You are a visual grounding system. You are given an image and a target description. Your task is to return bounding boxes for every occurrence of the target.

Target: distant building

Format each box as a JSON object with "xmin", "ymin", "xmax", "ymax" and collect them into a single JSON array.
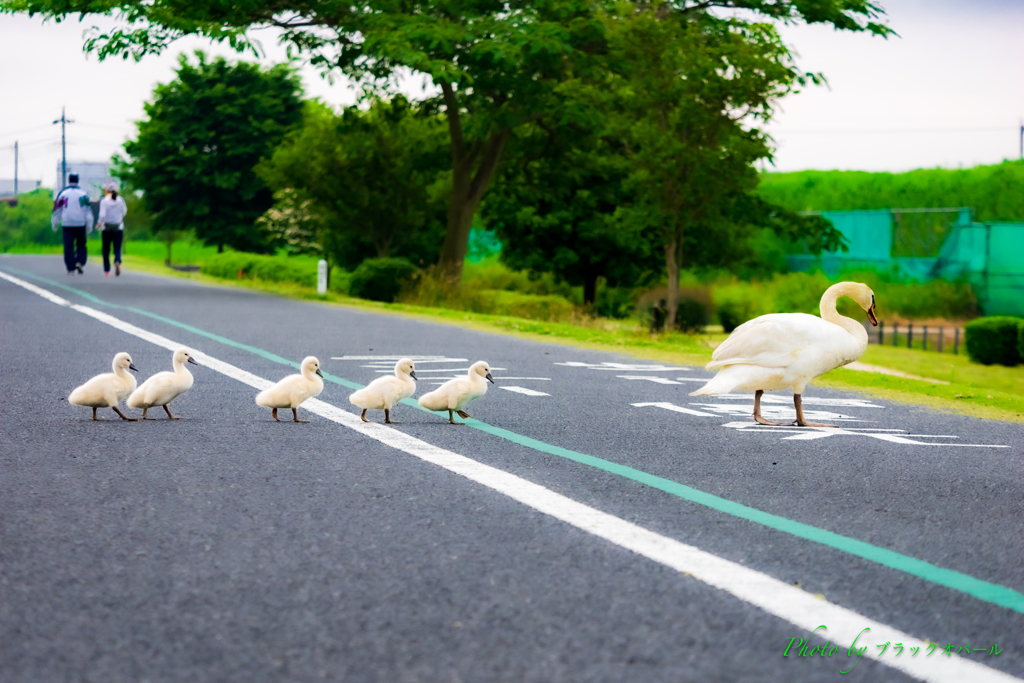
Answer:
[
  {"xmin": 0, "ymin": 178, "xmax": 43, "ymax": 196},
  {"xmin": 56, "ymin": 161, "xmax": 119, "ymax": 201}
]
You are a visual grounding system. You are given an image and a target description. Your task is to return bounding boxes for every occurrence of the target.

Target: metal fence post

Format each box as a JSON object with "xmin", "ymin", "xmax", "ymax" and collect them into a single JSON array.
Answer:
[
  {"xmin": 938, "ymin": 327, "xmax": 944, "ymax": 353},
  {"xmin": 893, "ymin": 324, "xmax": 899, "ymax": 347}
]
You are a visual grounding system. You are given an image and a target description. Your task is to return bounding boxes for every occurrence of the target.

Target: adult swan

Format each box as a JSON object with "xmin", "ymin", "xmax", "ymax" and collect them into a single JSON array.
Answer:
[{"xmin": 691, "ymin": 282, "xmax": 878, "ymax": 427}]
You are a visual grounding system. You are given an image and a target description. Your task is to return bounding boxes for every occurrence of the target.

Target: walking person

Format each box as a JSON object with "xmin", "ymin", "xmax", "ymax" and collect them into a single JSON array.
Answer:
[
  {"xmin": 51, "ymin": 173, "xmax": 94, "ymax": 275},
  {"xmin": 97, "ymin": 183, "xmax": 128, "ymax": 276}
]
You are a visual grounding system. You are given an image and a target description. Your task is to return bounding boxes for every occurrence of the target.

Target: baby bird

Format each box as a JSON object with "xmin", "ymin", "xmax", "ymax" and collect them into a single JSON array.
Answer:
[
  {"xmin": 69, "ymin": 352, "xmax": 139, "ymax": 421},
  {"xmin": 255, "ymin": 356, "xmax": 324, "ymax": 423},
  {"xmin": 349, "ymin": 358, "xmax": 417, "ymax": 424},
  {"xmin": 418, "ymin": 361, "xmax": 494, "ymax": 425},
  {"xmin": 127, "ymin": 348, "xmax": 198, "ymax": 420}
]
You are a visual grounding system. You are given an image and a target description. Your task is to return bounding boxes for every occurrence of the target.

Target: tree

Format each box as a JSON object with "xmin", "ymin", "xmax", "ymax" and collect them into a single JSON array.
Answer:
[
  {"xmin": 257, "ymin": 98, "xmax": 449, "ymax": 270},
  {"xmin": 120, "ymin": 52, "xmax": 302, "ymax": 253},
  {"xmin": 4, "ymin": 0, "xmax": 889, "ymax": 278},
  {"xmin": 605, "ymin": 5, "xmax": 868, "ymax": 326},
  {"xmin": 484, "ymin": 123, "xmax": 657, "ymax": 305}
]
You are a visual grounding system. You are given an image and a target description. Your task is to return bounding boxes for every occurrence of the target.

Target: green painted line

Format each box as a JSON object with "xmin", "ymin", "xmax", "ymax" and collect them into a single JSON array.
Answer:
[{"xmin": 7, "ymin": 265, "xmax": 1024, "ymax": 615}]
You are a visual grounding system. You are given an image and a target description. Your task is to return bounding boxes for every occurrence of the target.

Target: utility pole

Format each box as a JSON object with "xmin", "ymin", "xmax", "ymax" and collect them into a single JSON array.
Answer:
[
  {"xmin": 13, "ymin": 141, "xmax": 17, "ymax": 196},
  {"xmin": 52, "ymin": 107, "xmax": 74, "ymax": 190},
  {"xmin": 1020, "ymin": 118, "xmax": 1023, "ymax": 160}
]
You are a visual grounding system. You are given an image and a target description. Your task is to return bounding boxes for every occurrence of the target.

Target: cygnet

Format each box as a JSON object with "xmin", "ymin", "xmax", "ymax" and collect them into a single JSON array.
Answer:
[
  {"xmin": 255, "ymin": 356, "xmax": 324, "ymax": 423},
  {"xmin": 127, "ymin": 348, "xmax": 198, "ymax": 419},
  {"xmin": 349, "ymin": 358, "xmax": 417, "ymax": 424},
  {"xmin": 68, "ymin": 352, "xmax": 140, "ymax": 421},
  {"xmin": 418, "ymin": 360, "xmax": 494, "ymax": 424}
]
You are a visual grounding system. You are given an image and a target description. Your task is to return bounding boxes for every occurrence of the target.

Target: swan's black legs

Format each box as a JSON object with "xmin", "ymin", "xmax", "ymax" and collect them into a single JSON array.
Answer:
[
  {"xmin": 448, "ymin": 409, "xmax": 464, "ymax": 425},
  {"xmin": 292, "ymin": 408, "xmax": 309, "ymax": 423},
  {"xmin": 164, "ymin": 405, "xmax": 180, "ymax": 420},
  {"xmin": 384, "ymin": 408, "xmax": 398, "ymax": 424},
  {"xmin": 92, "ymin": 407, "xmax": 102, "ymax": 421},
  {"xmin": 794, "ymin": 394, "xmax": 836, "ymax": 428},
  {"xmin": 753, "ymin": 390, "xmax": 787, "ymax": 426},
  {"xmin": 360, "ymin": 409, "xmax": 368, "ymax": 423},
  {"xmin": 272, "ymin": 408, "xmax": 280, "ymax": 422}
]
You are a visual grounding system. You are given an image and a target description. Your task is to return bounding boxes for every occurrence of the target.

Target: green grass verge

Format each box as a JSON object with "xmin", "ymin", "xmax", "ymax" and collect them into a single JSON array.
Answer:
[{"xmin": 19, "ymin": 251, "xmax": 1022, "ymax": 422}]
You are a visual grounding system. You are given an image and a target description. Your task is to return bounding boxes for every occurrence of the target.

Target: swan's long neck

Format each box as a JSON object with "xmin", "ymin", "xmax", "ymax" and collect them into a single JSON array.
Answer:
[
  {"xmin": 302, "ymin": 367, "xmax": 317, "ymax": 381},
  {"xmin": 820, "ymin": 285, "xmax": 868, "ymax": 343},
  {"xmin": 173, "ymin": 358, "xmax": 192, "ymax": 378},
  {"xmin": 113, "ymin": 361, "xmax": 130, "ymax": 379}
]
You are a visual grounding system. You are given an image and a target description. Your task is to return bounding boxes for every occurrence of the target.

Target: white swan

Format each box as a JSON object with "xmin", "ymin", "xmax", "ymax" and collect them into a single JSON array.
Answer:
[
  {"xmin": 691, "ymin": 282, "xmax": 878, "ymax": 426},
  {"xmin": 255, "ymin": 356, "xmax": 324, "ymax": 423},
  {"xmin": 349, "ymin": 358, "xmax": 417, "ymax": 424},
  {"xmin": 127, "ymin": 348, "xmax": 198, "ymax": 420},
  {"xmin": 418, "ymin": 361, "xmax": 494, "ymax": 425},
  {"xmin": 68, "ymin": 352, "xmax": 139, "ymax": 421}
]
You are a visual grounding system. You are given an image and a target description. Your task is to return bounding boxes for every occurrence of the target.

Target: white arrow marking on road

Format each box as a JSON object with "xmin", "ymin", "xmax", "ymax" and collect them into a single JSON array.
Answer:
[
  {"xmin": 632, "ymin": 402, "xmax": 716, "ymax": 417},
  {"xmin": 557, "ymin": 361, "xmax": 694, "ymax": 371},
  {"xmin": 720, "ymin": 422, "xmax": 1008, "ymax": 447},
  {"xmin": 2, "ymin": 269, "xmax": 1018, "ymax": 683},
  {"xmin": 499, "ymin": 386, "xmax": 551, "ymax": 397},
  {"xmin": 691, "ymin": 402, "xmax": 863, "ymax": 422},
  {"xmin": 617, "ymin": 376, "xmax": 682, "ymax": 385}
]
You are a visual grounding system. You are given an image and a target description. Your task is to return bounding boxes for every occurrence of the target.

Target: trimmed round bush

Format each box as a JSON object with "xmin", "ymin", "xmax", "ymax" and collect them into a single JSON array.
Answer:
[
  {"xmin": 964, "ymin": 316, "xmax": 1022, "ymax": 366},
  {"xmin": 349, "ymin": 258, "xmax": 418, "ymax": 302}
]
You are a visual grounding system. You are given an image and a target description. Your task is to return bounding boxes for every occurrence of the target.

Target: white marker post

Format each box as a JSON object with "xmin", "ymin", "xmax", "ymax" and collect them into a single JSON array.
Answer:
[{"xmin": 317, "ymin": 259, "xmax": 328, "ymax": 294}]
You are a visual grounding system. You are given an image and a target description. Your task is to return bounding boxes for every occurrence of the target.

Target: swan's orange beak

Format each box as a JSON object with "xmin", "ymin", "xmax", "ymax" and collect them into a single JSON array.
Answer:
[{"xmin": 867, "ymin": 297, "xmax": 878, "ymax": 327}]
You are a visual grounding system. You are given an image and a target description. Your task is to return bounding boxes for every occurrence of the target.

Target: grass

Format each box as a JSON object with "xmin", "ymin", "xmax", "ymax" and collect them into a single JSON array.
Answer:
[
  {"xmin": 9, "ymin": 246, "xmax": 1021, "ymax": 422},
  {"xmin": 4, "ymin": 238, "xmax": 222, "ymax": 264}
]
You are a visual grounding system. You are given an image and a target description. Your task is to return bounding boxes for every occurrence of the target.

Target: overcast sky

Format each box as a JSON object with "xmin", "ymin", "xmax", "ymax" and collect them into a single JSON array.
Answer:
[{"xmin": 0, "ymin": 0, "xmax": 1021, "ymax": 188}]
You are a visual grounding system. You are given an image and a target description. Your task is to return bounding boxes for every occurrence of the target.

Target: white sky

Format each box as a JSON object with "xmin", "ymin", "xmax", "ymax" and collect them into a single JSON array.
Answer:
[{"xmin": 0, "ymin": 0, "xmax": 1021, "ymax": 188}]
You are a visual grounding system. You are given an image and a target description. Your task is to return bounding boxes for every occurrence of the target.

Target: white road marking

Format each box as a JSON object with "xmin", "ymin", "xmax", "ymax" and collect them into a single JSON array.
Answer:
[
  {"xmin": 332, "ymin": 356, "xmax": 467, "ymax": 362},
  {"xmin": 691, "ymin": 403, "xmax": 864, "ymax": 422},
  {"xmin": 375, "ymin": 367, "xmax": 508, "ymax": 374},
  {"xmin": 499, "ymin": 386, "xmax": 551, "ymax": 397},
  {"xmin": 710, "ymin": 393, "xmax": 884, "ymax": 409},
  {"xmin": 557, "ymin": 361, "xmax": 694, "ymax": 371},
  {"xmin": 674, "ymin": 377, "xmax": 717, "ymax": 381},
  {"xmin": 2, "ymin": 269, "xmax": 1017, "ymax": 683},
  {"xmin": 721, "ymin": 422, "xmax": 1009, "ymax": 447},
  {"xmin": 632, "ymin": 402, "xmax": 716, "ymax": 417},
  {"xmin": 617, "ymin": 376, "xmax": 682, "ymax": 385}
]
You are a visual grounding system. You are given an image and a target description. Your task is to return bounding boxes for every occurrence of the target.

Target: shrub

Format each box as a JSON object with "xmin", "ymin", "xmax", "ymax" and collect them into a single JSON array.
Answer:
[
  {"xmin": 201, "ymin": 252, "xmax": 318, "ymax": 287},
  {"xmin": 596, "ymin": 285, "xmax": 635, "ymax": 319},
  {"xmin": 676, "ymin": 297, "xmax": 711, "ymax": 333},
  {"xmin": 713, "ymin": 284, "xmax": 769, "ymax": 332},
  {"xmin": 349, "ymin": 257, "xmax": 418, "ymax": 302},
  {"xmin": 964, "ymin": 317, "xmax": 1022, "ymax": 366},
  {"xmin": 1018, "ymin": 320, "xmax": 1024, "ymax": 363}
]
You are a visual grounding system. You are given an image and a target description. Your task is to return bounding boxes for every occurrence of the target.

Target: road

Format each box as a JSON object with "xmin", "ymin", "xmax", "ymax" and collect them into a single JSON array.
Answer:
[{"xmin": 1, "ymin": 254, "xmax": 1022, "ymax": 683}]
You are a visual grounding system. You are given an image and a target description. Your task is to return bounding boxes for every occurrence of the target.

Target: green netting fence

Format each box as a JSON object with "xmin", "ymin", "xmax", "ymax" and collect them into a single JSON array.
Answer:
[{"xmin": 788, "ymin": 208, "xmax": 1024, "ymax": 316}]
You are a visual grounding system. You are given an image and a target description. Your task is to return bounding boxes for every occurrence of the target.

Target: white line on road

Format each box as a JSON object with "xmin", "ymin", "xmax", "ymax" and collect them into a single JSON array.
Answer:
[
  {"xmin": 617, "ymin": 376, "xmax": 682, "ymax": 385},
  {"xmin": 632, "ymin": 402, "xmax": 716, "ymax": 417},
  {"xmin": 499, "ymin": 386, "xmax": 551, "ymax": 397},
  {"xmin": 1, "ymin": 269, "xmax": 1016, "ymax": 683}
]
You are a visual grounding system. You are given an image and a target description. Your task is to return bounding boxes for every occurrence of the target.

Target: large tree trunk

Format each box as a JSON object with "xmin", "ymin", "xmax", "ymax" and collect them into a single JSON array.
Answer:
[
  {"xmin": 664, "ymin": 238, "xmax": 680, "ymax": 329},
  {"xmin": 436, "ymin": 82, "xmax": 509, "ymax": 283}
]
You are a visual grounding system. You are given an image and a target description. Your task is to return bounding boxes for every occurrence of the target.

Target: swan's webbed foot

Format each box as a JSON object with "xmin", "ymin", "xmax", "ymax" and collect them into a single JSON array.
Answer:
[
  {"xmin": 292, "ymin": 408, "xmax": 309, "ymax": 423},
  {"xmin": 113, "ymin": 406, "xmax": 138, "ymax": 422},
  {"xmin": 448, "ymin": 410, "xmax": 464, "ymax": 425},
  {"xmin": 793, "ymin": 394, "xmax": 836, "ymax": 428},
  {"xmin": 752, "ymin": 390, "xmax": 787, "ymax": 426},
  {"xmin": 164, "ymin": 405, "xmax": 181, "ymax": 420},
  {"xmin": 456, "ymin": 410, "xmax": 471, "ymax": 419},
  {"xmin": 360, "ymin": 409, "xmax": 369, "ymax": 423}
]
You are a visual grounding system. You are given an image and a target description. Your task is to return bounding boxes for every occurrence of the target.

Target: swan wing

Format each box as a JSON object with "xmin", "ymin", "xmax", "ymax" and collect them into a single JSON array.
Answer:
[{"xmin": 708, "ymin": 314, "xmax": 836, "ymax": 370}]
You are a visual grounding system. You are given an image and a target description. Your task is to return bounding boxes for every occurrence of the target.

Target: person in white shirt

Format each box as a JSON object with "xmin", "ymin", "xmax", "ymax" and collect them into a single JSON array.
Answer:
[
  {"xmin": 97, "ymin": 184, "xmax": 129, "ymax": 276},
  {"xmin": 51, "ymin": 174, "xmax": 94, "ymax": 274}
]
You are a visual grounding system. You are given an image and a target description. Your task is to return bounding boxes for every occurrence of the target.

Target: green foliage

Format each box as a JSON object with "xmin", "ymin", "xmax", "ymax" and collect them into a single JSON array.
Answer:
[
  {"xmin": 399, "ymin": 273, "xmax": 577, "ymax": 322},
  {"xmin": 121, "ymin": 52, "xmax": 302, "ymax": 253},
  {"xmin": 0, "ymin": 189, "xmax": 58, "ymax": 250},
  {"xmin": 1019, "ymin": 320, "xmax": 1024, "ymax": 363},
  {"xmin": 201, "ymin": 251, "xmax": 320, "ymax": 287},
  {"xmin": 255, "ymin": 188, "xmax": 325, "ymax": 257},
  {"xmin": 964, "ymin": 317, "xmax": 1022, "ymax": 366},
  {"xmin": 349, "ymin": 258, "xmax": 419, "ymax": 303},
  {"xmin": 757, "ymin": 160, "xmax": 1024, "ymax": 220},
  {"xmin": 258, "ymin": 98, "xmax": 447, "ymax": 270}
]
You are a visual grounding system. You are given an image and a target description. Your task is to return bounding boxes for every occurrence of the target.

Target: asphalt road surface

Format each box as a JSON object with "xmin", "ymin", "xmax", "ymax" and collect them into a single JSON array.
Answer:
[{"xmin": 2, "ymin": 254, "xmax": 1022, "ymax": 683}]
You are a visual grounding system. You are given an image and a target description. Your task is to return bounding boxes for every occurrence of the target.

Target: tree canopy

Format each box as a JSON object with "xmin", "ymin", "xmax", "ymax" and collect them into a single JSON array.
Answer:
[
  {"xmin": 121, "ymin": 52, "xmax": 303, "ymax": 252},
  {"xmin": 2, "ymin": 0, "xmax": 890, "ymax": 281}
]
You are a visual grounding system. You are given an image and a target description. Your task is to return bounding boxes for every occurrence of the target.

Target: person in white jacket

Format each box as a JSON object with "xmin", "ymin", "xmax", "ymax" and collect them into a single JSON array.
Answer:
[
  {"xmin": 97, "ymin": 184, "xmax": 128, "ymax": 276},
  {"xmin": 51, "ymin": 174, "xmax": 94, "ymax": 274}
]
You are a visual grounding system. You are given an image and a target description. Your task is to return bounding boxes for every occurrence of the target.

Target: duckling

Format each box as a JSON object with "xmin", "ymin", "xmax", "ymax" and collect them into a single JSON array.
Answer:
[
  {"xmin": 127, "ymin": 348, "xmax": 198, "ymax": 419},
  {"xmin": 68, "ymin": 352, "xmax": 140, "ymax": 421},
  {"xmin": 349, "ymin": 358, "xmax": 417, "ymax": 424},
  {"xmin": 255, "ymin": 356, "xmax": 324, "ymax": 423},
  {"xmin": 418, "ymin": 361, "xmax": 494, "ymax": 425}
]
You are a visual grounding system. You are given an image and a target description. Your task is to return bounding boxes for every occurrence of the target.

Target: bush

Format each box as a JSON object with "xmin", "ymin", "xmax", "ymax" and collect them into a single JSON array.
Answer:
[
  {"xmin": 596, "ymin": 285, "xmax": 635, "ymax": 319},
  {"xmin": 714, "ymin": 284, "xmax": 769, "ymax": 332},
  {"xmin": 964, "ymin": 317, "xmax": 1022, "ymax": 366},
  {"xmin": 676, "ymin": 297, "xmax": 711, "ymax": 333},
  {"xmin": 201, "ymin": 252, "xmax": 319, "ymax": 287},
  {"xmin": 1019, "ymin": 320, "xmax": 1024, "ymax": 362},
  {"xmin": 349, "ymin": 257, "xmax": 418, "ymax": 302}
]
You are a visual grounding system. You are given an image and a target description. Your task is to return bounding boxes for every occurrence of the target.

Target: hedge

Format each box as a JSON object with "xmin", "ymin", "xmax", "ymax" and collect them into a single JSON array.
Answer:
[
  {"xmin": 964, "ymin": 317, "xmax": 1022, "ymax": 366},
  {"xmin": 349, "ymin": 258, "xmax": 419, "ymax": 302}
]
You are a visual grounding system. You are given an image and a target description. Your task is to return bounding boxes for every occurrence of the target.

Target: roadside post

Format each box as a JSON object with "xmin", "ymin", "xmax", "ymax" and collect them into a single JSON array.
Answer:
[{"xmin": 317, "ymin": 259, "xmax": 328, "ymax": 294}]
